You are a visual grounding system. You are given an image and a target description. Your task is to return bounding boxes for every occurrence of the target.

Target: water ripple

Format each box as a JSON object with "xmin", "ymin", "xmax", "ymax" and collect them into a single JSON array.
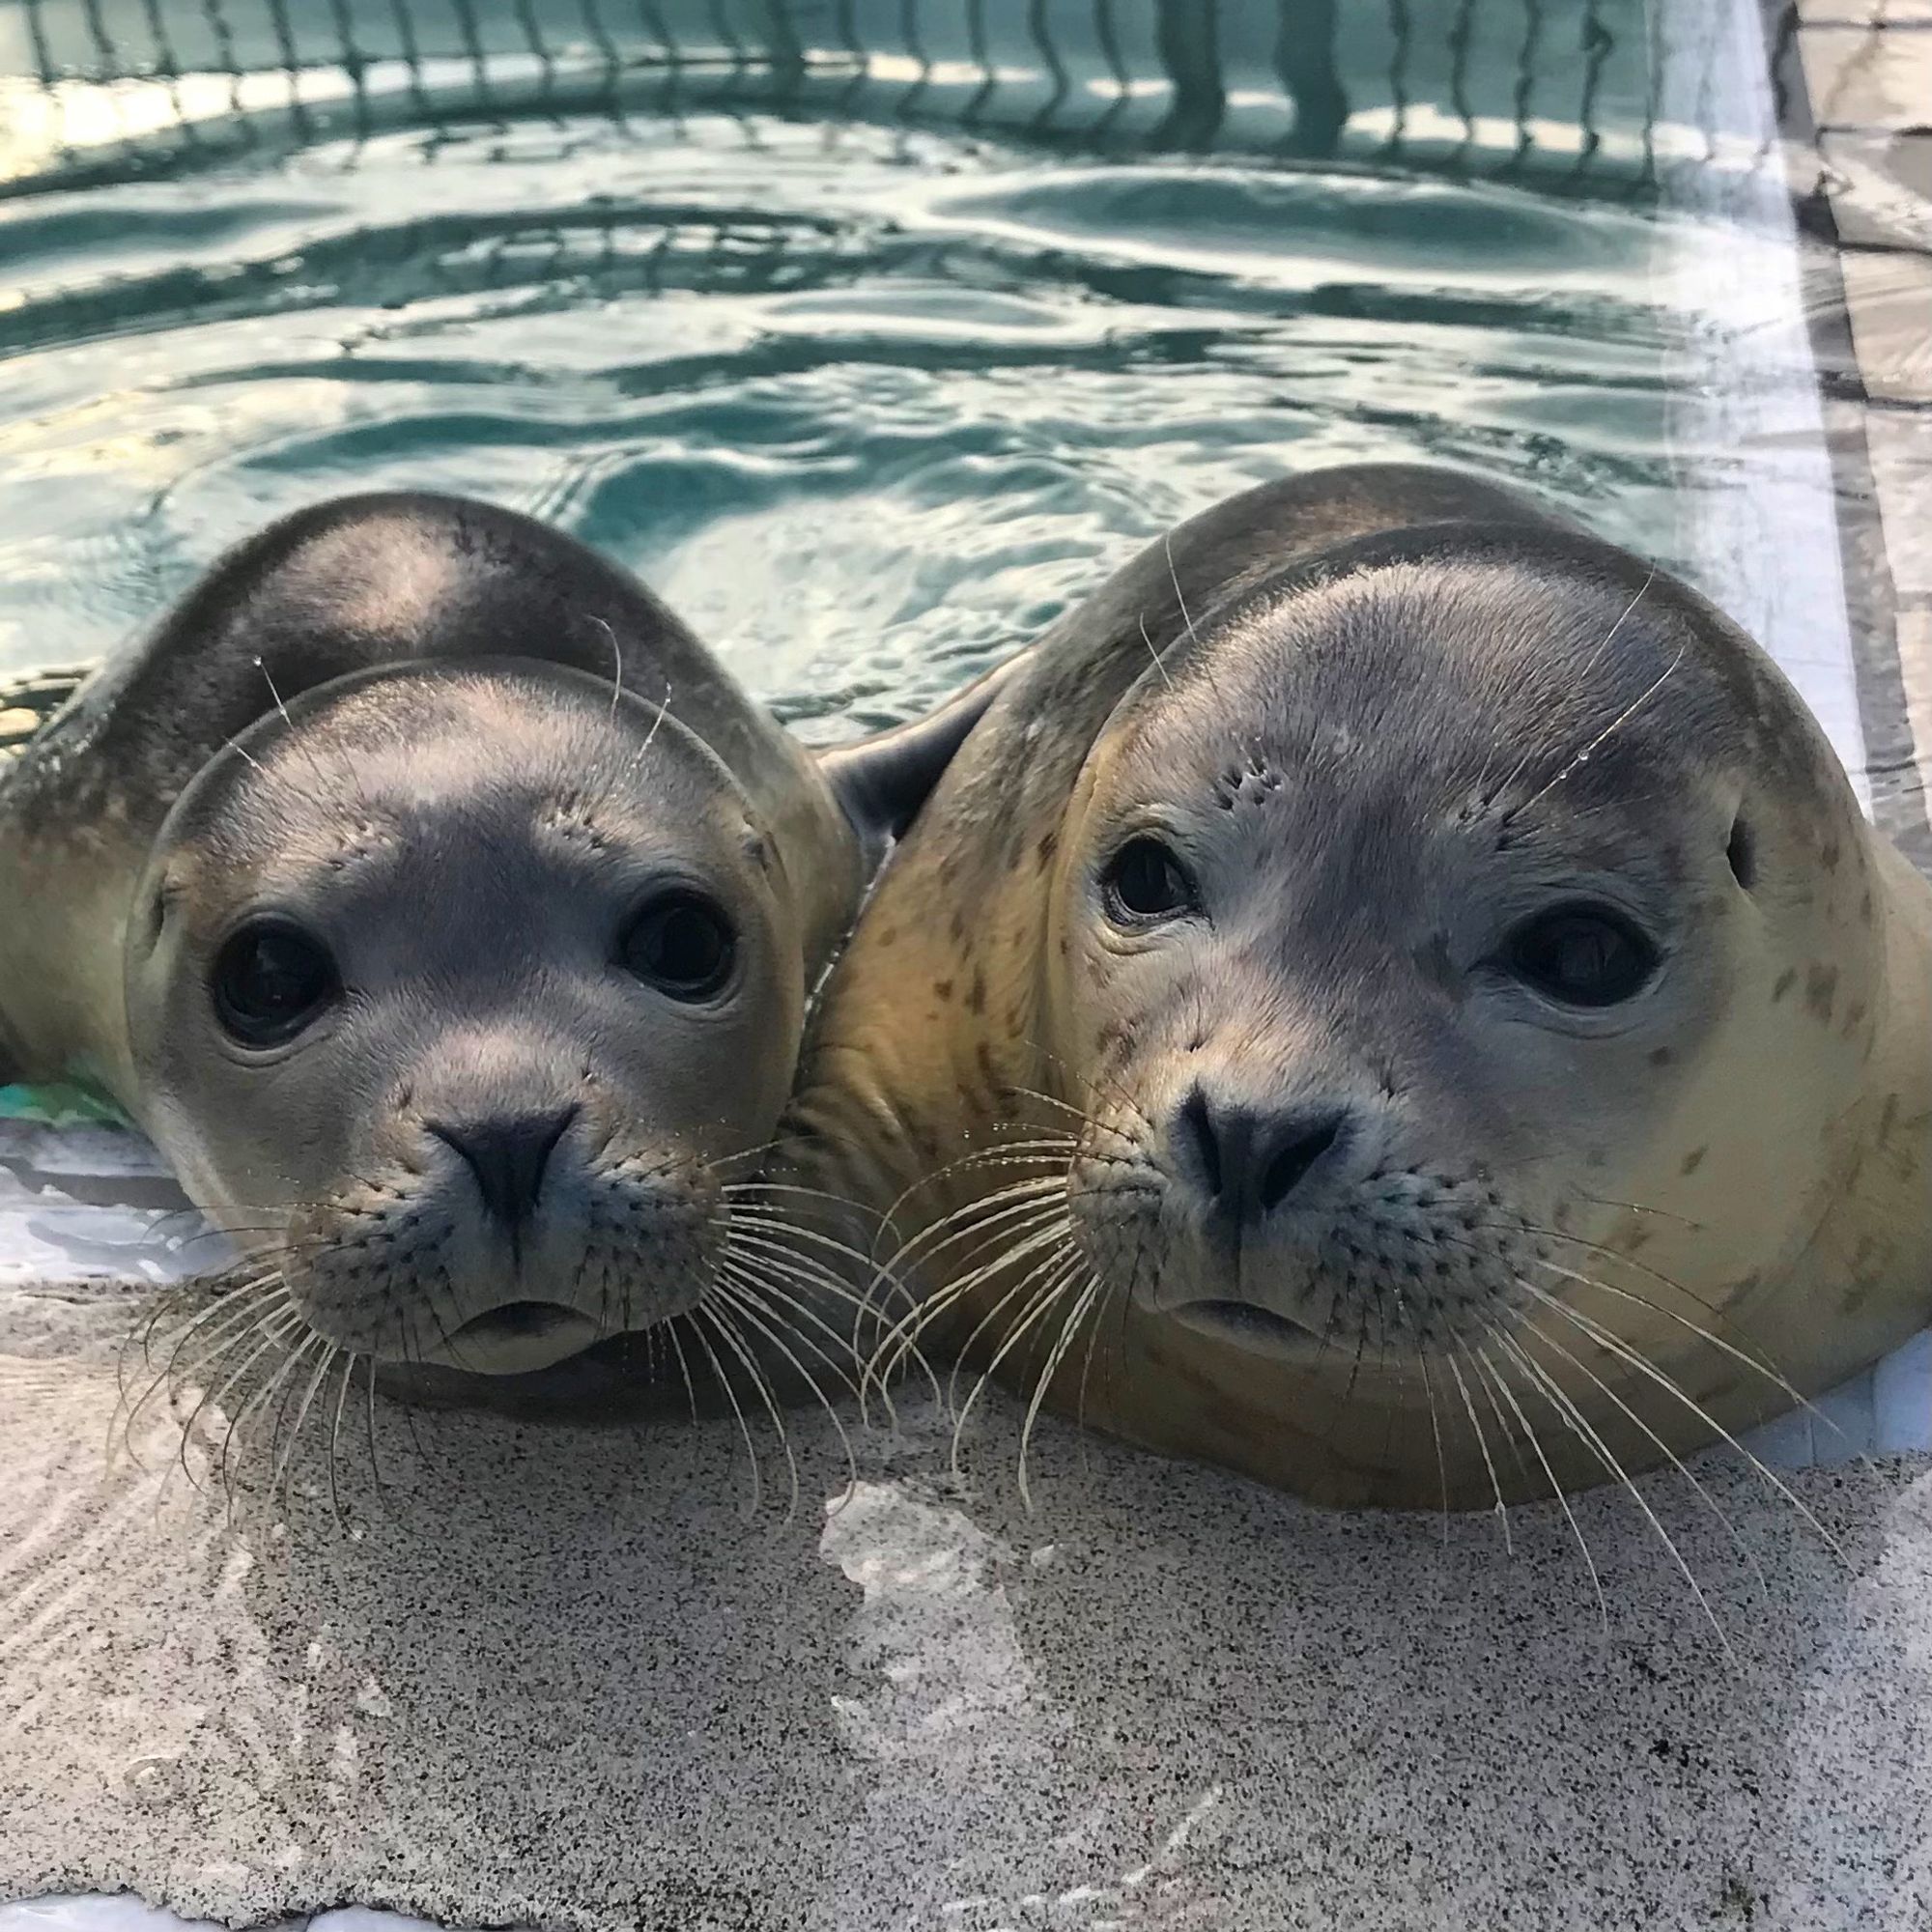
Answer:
[{"xmin": 0, "ymin": 110, "xmax": 1703, "ymax": 736}]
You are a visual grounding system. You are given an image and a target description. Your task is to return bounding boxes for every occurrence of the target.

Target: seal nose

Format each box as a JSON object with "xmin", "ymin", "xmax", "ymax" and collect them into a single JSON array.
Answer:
[
  {"xmin": 1178, "ymin": 1086, "xmax": 1347, "ymax": 1223},
  {"xmin": 428, "ymin": 1104, "xmax": 580, "ymax": 1227}
]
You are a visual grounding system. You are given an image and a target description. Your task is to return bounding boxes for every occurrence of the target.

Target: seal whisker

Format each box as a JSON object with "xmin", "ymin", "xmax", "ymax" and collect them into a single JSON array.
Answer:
[
  {"xmin": 712, "ymin": 1270, "xmax": 860, "ymax": 1510},
  {"xmin": 1073, "ymin": 1255, "xmax": 1119, "ymax": 1437},
  {"xmin": 878, "ymin": 1176, "xmax": 1072, "ymax": 1286},
  {"xmin": 1017, "ymin": 1266, "xmax": 1105, "ymax": 1512},
  {"xmin": 1442, "ymin": 1347, "xmax": 1510, "ymax": 1555},
  {"xmin": 867, "ymin": 1138, "xmax": 1080, "ymax": 1256},
  {"xmin": 684, "ymin": 1310, "xmax": 764, "ymax": 1516},
  {"xmin": 120, "ymin": 1276, "xmax": 290, "ymax": 1453},
  {"xmin": 716, "ymin": 1241, "xmax": 879, "ymax": 1359},
  {"xmin": 135, "ymin": 1308, "xmax": 287, "ymax": 1489},
  {"xmin": 216, "ymin": 1326, "xmax": 317, "ymax": 1507},
  {"xmin": 663, "ymin": 1318, "xmax": 705, "ymax": 1485},
  {"xmin": 1504, "ymin": 1305, "xmax": 1769, "ymax": 1595},
  {"xmin": 1500, "ymin": 632, "xmax": 1681, "ymax": 831},
  {"xmin": 863, "ymin": 1192, "xmax": 1077, "ymax": 1391},
  {"xmin": 717, "ymin": 1264, "xmax": 866, "ymax": 1406},
  {"xmin": 1412, "ymin": 1333, "xmax": 1452, "ymax": 1542},
  {"xmin": 1477, "ymin": 1333, "xmax": 1607, "ymax": 1629},
  {"xmin": 720, "ymin": 1219, "xmax": 906, "ymax": 1390},
  {"xmin": 1012, "ymin": 1053, "xmax": 1159, "ymax": 1138},
  {"xmin": 1164, "ymin": 532, "xmax": 1200, "ymax": 653},
  {"xmin": 1518, "ymin": 1278, "xmax": 1843, "ymax": 1561},
  {"xmin": 696, "ymin": 1300, "xmax": 801, "ymax": 1520},
  {"xmin": 1486, "ymin": 567, "xmax": 1655, "ymax": 815},
  {"xmin": 723, "ymin": 1244, "xmax": 893, "ymax": 1399},
  {"xmin": 1458, "ymin": 1335, "xmax": 1534, "ymax": 1497},
  {"xmin": 256, "ymin": 1326, "xmax": 326, "ymax": 1499},
  {"xmin": 1503, "ymin": 1321, "xmax": 1738, "ymax": 1667},
  {"xmin": 586, "ymin": 612, "xmax": 625, "ymax": 724},
  {"xmin": 719, "ymin": 1209, "xmax": 893, "ymax": 1295},
  {"xmin": 952, "ymin": 1250, "xmax": 1086, "ymax": 1491},
  {"xmin": 1137, "ymin": 614, "xmax": 1174, "ymax": 693},
  {"xmin": 1491, "ymin": 1222, "xmax": 1731, "ymax": 1321},
  {"xmin": 877, "ymin": 1211, "xmax": 1081, "ymax": 1405},
  {"xmin": 325, "ymin": 1348, "xmax": 359, "ymax": 1537},
  {"xmin": 254, "ymin": 654, "xmax": 374, "ymax": 818},
  {"xmin": 1522, "ymin": 1250, "xmax": 1841, "ymax": 1446},
  {"xmin": 271, "ymin": 1338, "xmax": 341, "ymax": 1507}
]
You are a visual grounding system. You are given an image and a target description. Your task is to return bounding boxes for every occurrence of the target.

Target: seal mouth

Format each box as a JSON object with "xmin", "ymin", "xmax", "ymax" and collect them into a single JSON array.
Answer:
[
  {"xmin": 438, "ymin": 1299, "xmax": 600, "ymax": 1375},
  {"xmin": 1172, "ymin": 1298, "xmax": 1320, "ymax": 1360}
]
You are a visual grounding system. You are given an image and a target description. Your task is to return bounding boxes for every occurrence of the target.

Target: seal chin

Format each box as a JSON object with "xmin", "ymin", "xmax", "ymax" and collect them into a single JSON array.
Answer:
[
  {"xmin": 1169, "ymin": 1297, "xmax": 1326, "ymax": 1362},
  {"xmin": 424, "ymin": 1300, "xmax": 604, "ymax": 1376}
]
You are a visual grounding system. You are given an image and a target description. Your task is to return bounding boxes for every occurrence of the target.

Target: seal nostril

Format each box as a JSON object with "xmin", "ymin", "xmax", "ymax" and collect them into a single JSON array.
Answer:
[
  {"xmin": 427, "ymin": 1104, "xmax": 580, "ymax": 1228},
  {"xmin": 1257, "ymin": 1116, "xmax": 1343, "ymax": 1214},
  {"xmin": 1179, "ymin": 1086, "xmax": 1223, "ymax": 1197}
]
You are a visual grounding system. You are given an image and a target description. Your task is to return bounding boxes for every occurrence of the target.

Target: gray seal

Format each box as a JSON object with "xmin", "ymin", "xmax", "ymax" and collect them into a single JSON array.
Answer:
[
  {"xmin": 786, "ymin": 464, "xmax": 1932, "ymax": 1509},
  {"xmin": 0, "ymin": 492, "xmax": 1008, "ymax": 1385}
]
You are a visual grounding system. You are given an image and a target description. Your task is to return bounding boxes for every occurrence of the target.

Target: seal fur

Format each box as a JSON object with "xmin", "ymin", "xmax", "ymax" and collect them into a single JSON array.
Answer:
[
  {"xmin": 0, "ymin": 492, "xmax": 1009, "ymax": 1386},
  {"xmin": 786, "ymin": 463, "xmax": 1932, "ymax": 1509}
]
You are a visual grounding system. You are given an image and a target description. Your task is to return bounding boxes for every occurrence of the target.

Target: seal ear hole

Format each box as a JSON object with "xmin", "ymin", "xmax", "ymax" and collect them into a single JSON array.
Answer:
[{"xmin": 1726, "ymin": 815, "xmax": 1756, "ymax": 893}]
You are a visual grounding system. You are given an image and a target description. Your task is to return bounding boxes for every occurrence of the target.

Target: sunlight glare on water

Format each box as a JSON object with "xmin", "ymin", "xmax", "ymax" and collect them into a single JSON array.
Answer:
[{"xmin": 0, "ymin": 104, "xmax": 1710, "ymax": 738}]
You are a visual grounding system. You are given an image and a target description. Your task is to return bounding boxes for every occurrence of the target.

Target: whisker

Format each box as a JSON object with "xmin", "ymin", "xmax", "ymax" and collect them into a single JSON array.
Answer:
[
  {"xmin": 697, "ymin": 1302, "xmax": 800, "ymax": 1520},
  {"xmin": 1518, "ymin": 1278, "xmax": 1844, "ymax": 1563},
  {"xmin": 272, "ymin": 1341, "xmax": 340, "ymax": 1506},
  {"xmin": 712, "ymin": 1273, "xmax": 859, "ymax": 1512},
  {"xmin": 326, "ymin": 1350, "xmax": 359, "ymax": 1537},
  {"xmin": 1524, "ymin": 1250, "xmax": 1845, "ymax": 1447},
  {"xmin": 1018, "ymin": 1268, "xmax": 1104, "ymax": 1512},
  {"xmin": 661, "ymin": 1318, "xmax": 705, "ymax": 1488},
  {"xmin": 1499, "ymin": 1323, "xmax": 1737, "ymax": 1669},
  {"xmin": 1476, "ymin": 1334, "xmax": 1606, "ymax": 1629},
  {"xmin": 1443, "ymin": 1348, "xmax": 1510, "ymax": 1554},
  {"xmin": 1504, "ymin": 1307, "xmax": 1769, "ymax": 1595},
  {"xmin": 952, "ymin": 1253, "xmax": 1086, "ymax": 1491},
  {"xmin": 683, "ymin": 1312, "xmax": 761, "ymax": 1516}
]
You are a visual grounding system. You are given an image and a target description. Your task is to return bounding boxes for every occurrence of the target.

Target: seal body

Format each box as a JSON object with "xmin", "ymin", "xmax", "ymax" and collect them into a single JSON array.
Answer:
[
  {"xmin": 0, "ymin": 493, "xmax": 1008, "ymax": 1381},
  {"xmin": 788, "ymin": 464, "xmax": 1932, "ymax": 1508}
]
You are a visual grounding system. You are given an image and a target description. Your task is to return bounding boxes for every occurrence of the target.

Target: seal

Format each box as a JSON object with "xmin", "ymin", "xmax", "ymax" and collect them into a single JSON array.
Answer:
[
  {"xmin": 0, "ymin": 491, "xmax": 1010, "ymax": 1391},
  {"xmin": 786, "ymin": 463, "xmax": 1932, "ymax": 1510}
]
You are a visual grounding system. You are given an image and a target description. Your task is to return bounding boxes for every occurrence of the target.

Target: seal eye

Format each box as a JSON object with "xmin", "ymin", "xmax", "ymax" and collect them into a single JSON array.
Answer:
[
  {"xmin": 621, "ymin": 892, "xmax": 736, "ymax": 1001},
  {"xmin": 212, "ymin": 920, "xmax": 338, "ymax": 1047},
  {"xmin": 1102, "ymin": 837, "xmax": 1199, "ymax": 926},
  {"xmin": 1504, "ymin": 904, "xmax": 1659, "ymax": 1009}
]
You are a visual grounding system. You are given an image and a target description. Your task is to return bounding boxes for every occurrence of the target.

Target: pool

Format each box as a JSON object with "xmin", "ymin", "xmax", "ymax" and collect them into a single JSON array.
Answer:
[{"xmin": 2, "ymin": 1, "xmax": 1931, "ymax": 1925}]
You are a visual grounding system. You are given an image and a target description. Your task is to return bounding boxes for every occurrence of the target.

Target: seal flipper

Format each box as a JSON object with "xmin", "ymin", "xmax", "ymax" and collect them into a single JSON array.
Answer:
[{"xmin": 816, "ymin": 651, "xmax": 1031, "ymax": 865}]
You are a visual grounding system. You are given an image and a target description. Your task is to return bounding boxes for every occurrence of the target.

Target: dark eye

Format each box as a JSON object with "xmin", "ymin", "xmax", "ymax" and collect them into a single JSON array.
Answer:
[
  {"xmin": 621, "ymin": 892, "xmax": 736, "ymax": 1001},
  {"xmin": 1101, "ymin": 837, "xmax": 1199, "ymax": 926},
  {"xmin": 212, "ymin": 920, "xmax": 338, "ymax": 1046},
  {"xmin": 1503, "ymin": 904, "xmax": 1660, "ymax": 1009}
]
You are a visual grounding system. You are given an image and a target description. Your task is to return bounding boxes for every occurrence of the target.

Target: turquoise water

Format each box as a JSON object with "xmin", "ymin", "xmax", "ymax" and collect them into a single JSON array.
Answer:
[{"xmin": 0, "ymin": 80, "xmax": 1708, "ymax": 739}]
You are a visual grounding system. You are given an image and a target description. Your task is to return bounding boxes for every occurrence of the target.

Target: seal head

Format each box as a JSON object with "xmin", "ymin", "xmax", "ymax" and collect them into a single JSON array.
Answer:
[
  {"xmin": 1, "ymin": 493, "xmax": 1011, "ymax": 1380},
  {"xmin": 790, "ymin": 466, "xmax": 1932, "ymax": 1506}
]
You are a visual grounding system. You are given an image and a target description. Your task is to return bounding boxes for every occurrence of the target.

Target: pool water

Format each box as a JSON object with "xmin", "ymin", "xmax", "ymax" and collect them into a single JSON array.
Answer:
[{"xmin": 0, "ymin": 2, "xmax": 1824, "ymax": 749}]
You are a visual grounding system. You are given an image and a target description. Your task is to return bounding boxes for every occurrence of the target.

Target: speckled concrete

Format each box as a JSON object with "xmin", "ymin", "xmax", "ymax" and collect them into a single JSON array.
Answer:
[{"xmin": 5, "ymin": 1293, "xmax": 1932, "ymax": 1932}]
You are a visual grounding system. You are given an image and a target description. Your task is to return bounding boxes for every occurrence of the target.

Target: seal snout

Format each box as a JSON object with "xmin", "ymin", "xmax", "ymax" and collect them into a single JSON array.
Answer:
[
  {"xmin": 427, "ymin": 1103, "xmax": 582, "ymax": 1231},
  {"xmin": 1176, "ymin": 1084, "xmax": 1350, "ymax": 1227}
]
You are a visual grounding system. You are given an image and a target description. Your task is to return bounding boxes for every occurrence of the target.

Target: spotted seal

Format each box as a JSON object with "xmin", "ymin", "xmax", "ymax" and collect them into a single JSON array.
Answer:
[
  {"xmin": 0, "ymin": 492, "xmax": 1008, "ymax": 1389},
  {"xmin": 786, "ymin": 464, "xmax": 1932, "ymax": 1509}
]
